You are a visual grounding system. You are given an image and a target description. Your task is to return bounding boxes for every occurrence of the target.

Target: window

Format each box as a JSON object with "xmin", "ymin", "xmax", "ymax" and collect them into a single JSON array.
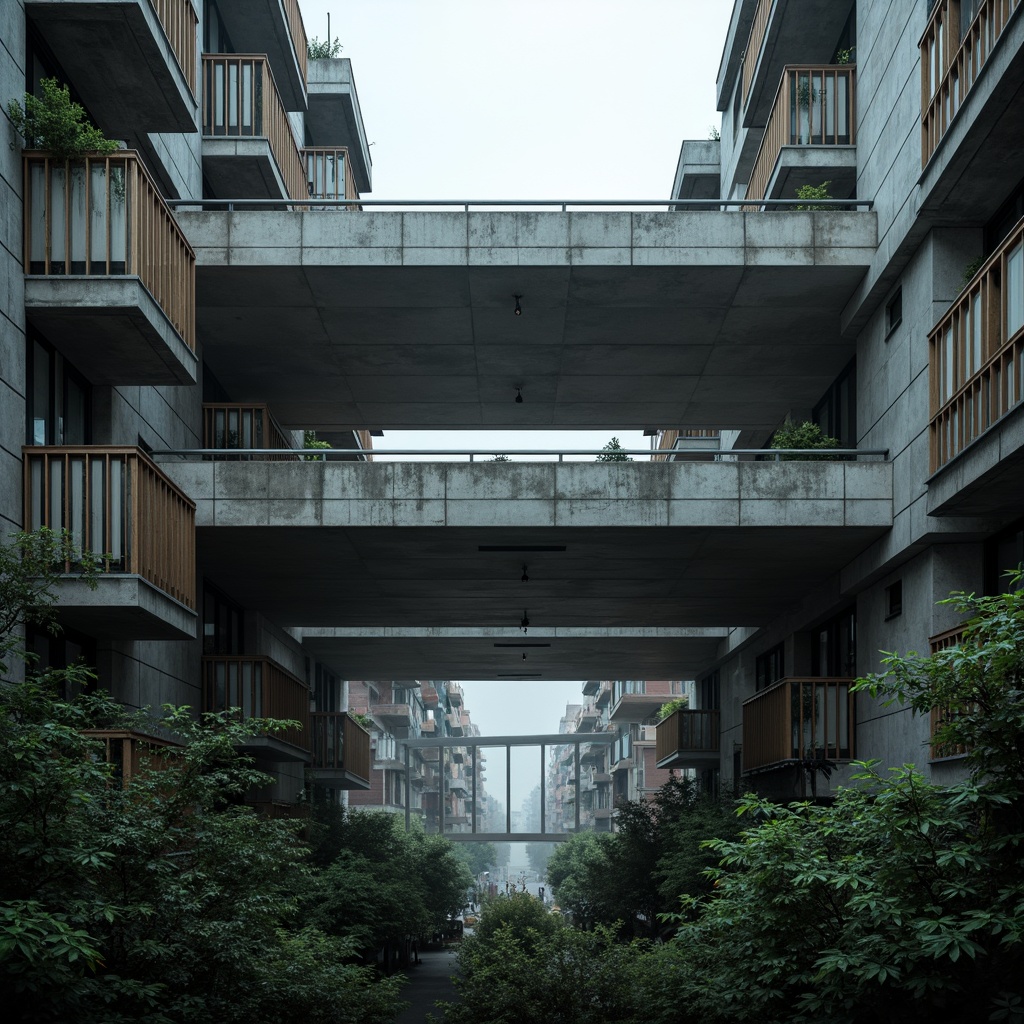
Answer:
[
  {"xmin": 27, "ymin": 335, "xmax": 91, "ymax": 446},
  {"xmin": 813, "ymin": 358, "xmax": 857, "ymax": 446},
  {"xmin": 314, "ymin": 663, "xmax": 339, "ymax": 712},
  {"xmin": 885, "ymin": 287, "xmax": 903, "ymax": 337},
  {"xmin": 811, "ymin": 607, "xmax": 856, "ymax": 677},
  {"xmin": 885, "ymin": 580, "xmax": 903, "ymax": 618},
  {"xmin": 699, "ymin": 670, "xmax": 721, "ymax": 710},
  {"xmin": 202, "ymin": 582, "xmax": 244, "ymax": 655},
  {"xmin": 755, "ymin": 643, "xmax": 785, "ymax": 691},
  {"xmin": 985, "ymin": 519, "xmax": 1024, "ymax": 594},
  {"xmin": 1008, "ymin": 241, "xmax": 1023, "ymax": 339},
  {"xmin": 25, "ymin": 624, "xmax": 97, "ymax": 700}
]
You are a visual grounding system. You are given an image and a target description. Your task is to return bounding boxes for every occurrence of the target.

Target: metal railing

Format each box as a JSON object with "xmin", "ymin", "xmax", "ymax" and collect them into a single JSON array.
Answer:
[
  {"xmin": 23, "ymin": 151, "xmax": 196, "ymax": 351},
  {"xmin": 152, "ymin": 0, "xmax": 199, "ymax": 95},
  {"xmin": 167, "ymin": 196, "xmax": 872, "ymax": 211},
  {"xmin": 202, "ymin": 654, "xmax": 310, "ymax": 752},
  {"xmin": 929, "ymin": 213, "xmax": 1024, "ymax": 471},
  {"xmin": 153, "ymin": 446, "xmax": 889, "ymax": 463},
  {"xmin": 742, "ymin": 0, "xmax": 774, "ymax": 109},
  {"xmin": 311, "ymin": 712, "xmax": 371, "ymax": 783},
  {"xmin": 746, "ymin": 65, "xmax": 856, "ymax": 204},
  {"xmin": 201, "ymin": 54, "xmax": 307, "ymax": 201},
  {"xmin": 742, "ymin": 677, "xmax": 854, "ymax": 773},
  {"xmin": 655, "ymin": 708, "xmax": 720, "ymax": 766},
  {"xmin": 921, "ymin": 0, "xmax": 1021, "ymax": 165},
  {"xmin": 23, "ymin": 446, "xmax": 196, "ymax": 610}
]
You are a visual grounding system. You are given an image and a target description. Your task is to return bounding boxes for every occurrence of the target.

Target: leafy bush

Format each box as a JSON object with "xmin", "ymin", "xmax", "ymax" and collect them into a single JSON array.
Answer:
[
  {"xmin": 308, "ymin": 36, "xmax": 343, "ymax": 59},
  {"xmin": 656, "ymin": 696, "xmax": 688, "ymax": 720},
  {"xmin": 595, "ymin": 437, "xmax": 632, "ymax": 462},
  {"xmin": 769, "ymin": 418, "xmax": 842, "ymax": 460},
  {"xmin": 794, "ymin": 180, "xmax": 833, "ymax": 211},
  {"xmin": 7, "ymin": 78, "xmax": 118, "ymax": 159}
]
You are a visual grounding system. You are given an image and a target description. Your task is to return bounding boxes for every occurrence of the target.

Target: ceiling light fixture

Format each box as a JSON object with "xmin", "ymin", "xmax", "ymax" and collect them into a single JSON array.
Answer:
[
  {"xmin": 520, "ymin": 610, "xmax": 529, "ymax": 634},
  {"xmin": 521, "ymin": 564, "xmax": 529, "ymax": 583},
  {"xmin": 513, "ymin": 294, "xmax": 522, "ymax": 316},
  {"xmin": 515, "ymin": 386, "xmax": 524, "ymax": 404}
]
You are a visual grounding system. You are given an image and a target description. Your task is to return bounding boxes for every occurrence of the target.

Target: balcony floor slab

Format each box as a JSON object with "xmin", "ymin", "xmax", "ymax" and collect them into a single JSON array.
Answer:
[{"xmin": 54, "ymin": 575, "xmax": 197, "ymax": 641}]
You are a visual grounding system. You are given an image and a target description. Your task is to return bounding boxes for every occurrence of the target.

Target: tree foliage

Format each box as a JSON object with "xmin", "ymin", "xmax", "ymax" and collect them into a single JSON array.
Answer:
[
  {"xmin": 308, "ymin": 36, "xmax": 343, "ymax": 59},
  {"xmin": 769, "ymin": 418, "xmax": 842, "ymax": 458},
  {"xmin": 595, "ymin": 437, "xmax": 633, "ymax": 462}
]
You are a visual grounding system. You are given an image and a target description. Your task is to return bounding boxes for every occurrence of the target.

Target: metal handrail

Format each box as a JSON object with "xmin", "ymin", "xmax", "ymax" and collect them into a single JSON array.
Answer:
[
  {"xmin": 153, "ymin": 447, "xmax": 889, "ymax": 462},
  {"xmin": 166, "ymin": 197, "xmax": 873, "ymax": 210}
]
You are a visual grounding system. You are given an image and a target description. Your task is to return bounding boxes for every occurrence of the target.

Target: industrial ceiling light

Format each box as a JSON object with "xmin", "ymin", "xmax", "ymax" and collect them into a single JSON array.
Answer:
[
  {"xmin": 522, "ymin": 652, "xmax": 527, "ymax": 661},
  {"xmin": 513, "ymin": 294, "xmax": 522, "ymax": 316},
  {"xmin": 521, "ymin": 564, "xmax": 529, "ymax": 583},
  {"xmin": 520, "ymin": 610, "xmax": 529, "ymax": 633},
  {"xmin": 515, "ymin": 386, "xmax": 524, "ymax": 404}
]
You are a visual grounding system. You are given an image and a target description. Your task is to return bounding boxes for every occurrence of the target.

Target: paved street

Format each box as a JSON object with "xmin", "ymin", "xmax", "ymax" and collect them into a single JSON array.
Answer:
[{"xmin": 395, "ymin": 947, "xmax": 460, "ymax": 1024}]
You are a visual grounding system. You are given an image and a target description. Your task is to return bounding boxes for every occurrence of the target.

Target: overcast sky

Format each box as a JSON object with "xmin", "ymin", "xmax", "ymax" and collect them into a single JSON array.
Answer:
[{"xmin": 300, "ymin": 0, "xmax": 734, "ymax": 735}]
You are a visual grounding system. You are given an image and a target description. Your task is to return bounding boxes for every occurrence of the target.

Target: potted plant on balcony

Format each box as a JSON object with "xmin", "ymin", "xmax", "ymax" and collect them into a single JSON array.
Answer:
[
  {"xmin": 769, "ymin": 419, "xmax": 842, "ymax": 460},
  {"xmin": 7, "ymin": 77, "xmax": 118, "ymax": 159},
  {"xmin": 657, "ymin": 696, "xmax": 689, "ymax": 720}
]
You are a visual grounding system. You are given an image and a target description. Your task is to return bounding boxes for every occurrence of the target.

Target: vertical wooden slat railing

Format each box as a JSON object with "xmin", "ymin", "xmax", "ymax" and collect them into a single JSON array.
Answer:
[
  {"xmin": 742, "ymin": 677, "xmax": 854, "ymax": 773},
  {"xmin": 22, "ymin": 152, "xmax": 196, "ymax": 351},
  {"xmin": 928, "ymin": 626, "xmax": 972, "ymax": 758},
  {"xmin": 303, "ymin": 146, "xmax": 360, "ymax": 204},
  {"xmin": 928, "ymin": 213, "xmax": 1024, "ymax": 471},
  {"xmin": 921, "ymin": 0, "xmax": 1021, "ymax": 166},
  {"xmin": 201, "ymin": 54, "xmax": 307, "ymax": 201},
  {"xmin": 281, "ymin": 0, "xmax": 309, "ymax": 89},
  {"xmin": 742, "ymin": 0, "xmax": 775, "ymax": 109},
  {"xmin": 655, "ymin": 708, "xmax": 720, "ymax": 765},
  {"xmin": 746, "ymin": 65, "xmax": 856, "ymax": 204},
  {"xmin": 310, "ymin": 712, "xmax": 371, "ymax": 783},
  {"xmin": 23, "ymin": 446, "xmax": 196, "ymax": 610},
  {"xmin": 150, "ymin": 0, "xmax": 199, "ymax": 95},
  {"xmin": 201, "ymin": 402, "xmax": 298, "ymax": 458},
  {"xmin": 202, "ymin": 655, "xmax": 310, "ymax": 752}
]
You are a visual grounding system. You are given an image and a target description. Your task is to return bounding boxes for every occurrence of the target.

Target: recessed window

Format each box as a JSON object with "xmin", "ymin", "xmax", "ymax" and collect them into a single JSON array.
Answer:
[
  {"xmin": 885, "ymin": 580, "xmax": 903, "ymax": 619},
  {"xmin": 885, "ymin": 288, "xmax": 903, "ymax": 337}
]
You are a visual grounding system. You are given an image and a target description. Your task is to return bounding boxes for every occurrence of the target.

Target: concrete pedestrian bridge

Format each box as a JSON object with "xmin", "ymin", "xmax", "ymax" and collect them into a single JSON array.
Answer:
[
  {"xmin": 177, "ymin": 208, "xmax": 876, "ymax": 436},
  {"xmin": 160, "ymin": 456, "xmax": 891, "ymax": 679}
]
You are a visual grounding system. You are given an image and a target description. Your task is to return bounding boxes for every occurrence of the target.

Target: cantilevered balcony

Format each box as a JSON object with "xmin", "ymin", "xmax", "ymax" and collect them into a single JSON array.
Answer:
[
  {"xmin": 305, "ymin": 58, "xmax": 372, "ymax": 191},
  {"xmin": 421, "ymin": 685, "xmax": 440, "ymax": 708},
  {"xmin": 201, "ymin": 55, "xmax": 307, "ymax": 201},
  {"xmin": 609, "ymin": 690, "xmax": 666, "ymax": 723},
  {"xmin": 202, "ymin": 403, "xmax": 297, "ymax": 459},
  {"xmin": 23, "ymin": 152, "xmax": 196, "ymax": 385},
  {"xmin": 202, "ymin": 654, "xmax": 310, "ymax": 759},
  {"xmin": 746, "ymin": 65, "xmax": 856, "ymax": 205},
  {"xmin": 742, "ymin": 677, "xmax": 854, "ymax": 774},
  {"xmin": 25, "ymin": 0, "xmax": 197, "ymax": 134},
  {"xmin": 311, "ymin": 712, "xmax": 371, "ymax": 788},
  {"xmin": 921, "ymin": 0, "xmax": 1022, "ymax": 166},
  {"xmin": 371, "ymin": 702, "xmax": 415, "ymax": 728},
  {"xmin": 928, "ymin": 214, "xmax": 1024, "ymax": 514},
  {"xmin": 655, "ymin": 709, "xmax": 721, "ymax": 769},
  {"xmin": 23, "ymin": 446, "xmax": 196, "ymax": 639},
  {"xmin": 213, "ymin": 0, "xmax": 308, "ymax": 111}
]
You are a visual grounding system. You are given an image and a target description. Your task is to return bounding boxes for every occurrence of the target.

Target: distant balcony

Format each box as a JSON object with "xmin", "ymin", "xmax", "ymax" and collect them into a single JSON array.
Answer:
[
  {"xmin": 311, "ymin": 712, "xmax": 371, "ymax": 788},
  {"xmin": 447, "ymin": 713, "xmax": 464, "ymax": 736},
  {"xmin": 929, "ymin": 213, "xmax": 1024, "ymax": 473},
  {"xmin": 420, "ymin": 718, "xmax": 437, "ymax": 734},
  {"xmin": 201, "ymin": 54, "xmax": 307, "ymax": 202},
  {"xmin": 921, "ymin": 0, "xmax": 1022, "ymax": 166},
  {"xmin": 24, "ymin": 0, "xmax": 196, "ymax": 134},
  {"xmin": 202, "ymin": 655, "xmax": 310, "ymax": 758},
  {"xmin": 213, "ymin": 0, "xmax": 308, "ymax": 111},
  {"xmin": 304, "ymin": 147, "xmax": 360, "ymax": 203},
  {"xmin": 448, "ymin": 684, "xmax": 464, "ymax": 707},
  {"xmin": 929, "ymin": 626, "xmax": 972, "ymax": 760},
  {"xmin": 306, "ymin": 58, "xmax": 372, "ymax": 191},
  {"xmin": 421, "ymin": 685, "xmax": 440, "ymax": 708},
  {"xmin": 23, "ymin": 152, "xmax": 196, "ymax": 385},
  {"xmin": 746, "ymin": 65, "xmax": 857, "ymax": 204},
  {"xmin": 655, "ymin": 709, "xmax": 721, "ymax": 770},
  {"xmin": 24, "ymin": 446, "xmax": 196, "ymax": 639},
  {"xmin": 609, "ymin": 691, "xmax": 666, "ymax": 723},
  {"xmin": 742, "ymin": 677, "xmax": 854, "ymax": 774},
  {"xmin": 82, "ymin": 728, "xmax": 181, "ymax": 786},
  {"xmin": 202, "ymin": 403, "xmax": 297, "ymax": 459},
  {"xmin": 372, "ymin": 702, "xmax": 415, "ymax": 727}
]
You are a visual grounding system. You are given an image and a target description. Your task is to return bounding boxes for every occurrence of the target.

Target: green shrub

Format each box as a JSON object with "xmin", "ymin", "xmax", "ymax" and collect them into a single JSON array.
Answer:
[{"xmin": 7, "ymin": 78, "xmax": 118, "ymax": 159}]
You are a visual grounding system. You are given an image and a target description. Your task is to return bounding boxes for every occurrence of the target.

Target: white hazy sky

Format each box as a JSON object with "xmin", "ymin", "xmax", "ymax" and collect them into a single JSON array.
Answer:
[{"xmin": 299, "ymin": 0, "xmax": 734, "ymax": 734}]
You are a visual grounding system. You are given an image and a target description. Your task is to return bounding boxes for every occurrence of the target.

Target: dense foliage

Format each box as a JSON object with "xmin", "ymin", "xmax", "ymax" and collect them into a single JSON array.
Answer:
[
  {"xmin": 769, "ymin": 418, "xmax": 842, "ymax": 457},
  {"xmin": 7, "ymin": 78, "xmax": 119, "ymax": 159},
  {"xmin": 595, "ymin": 437, "xmax": 632, "ymax": 462}
]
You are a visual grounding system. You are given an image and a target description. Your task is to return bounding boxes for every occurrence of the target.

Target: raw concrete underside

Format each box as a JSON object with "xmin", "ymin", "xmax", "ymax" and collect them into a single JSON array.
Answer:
[
  {"xmin": 163, "ymin": 460, "xmax": 893, "ymax": 678},
  {"xmin": 178, "ymin": 209, "xmax": 876, "ymax": 432}
]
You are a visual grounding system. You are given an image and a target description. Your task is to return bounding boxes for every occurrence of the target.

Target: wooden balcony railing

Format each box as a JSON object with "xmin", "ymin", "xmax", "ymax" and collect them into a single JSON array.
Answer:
[
  {"xmin": 282, "ymin": 0, "xmax": 309, "ymax": 88},
  {"xmin": 929, "ymin": 626, "xmax": 972, "ymax": 759},
  {"xmin": 202, "ymin": 655, "xmax": 310, "ymax": 752},
  {"xmin": 152, "ymin": 0, "xmax": 199, "ymax": 95},
  {"xmin": 303, "ymin": 147, "xmax": 359, "ymax": 202},
  {"xmin": 655, "ymin": 709, "xmax": 720, "ymax": 767},
  {"xmin": 742, "ymin": 677, "xmax": 854, "ymax": 773},
  {"xmin": 746, "ymin": 65, "xmax": 856, "ymax": 203},
  {"xmin": 23, "ymin": 151, "xmax": 196, "ymax": 351},
  {"xmin": 741, "ymin": 0, "xmax": 774, "ymax": 109},
  {"xmin": 311, "ymin": 712, "xmax": 371, "ymax": 783},
  {"xmin": 929, "ymin": 213, "xmax": 1024, "ymax": 471},
  {"xmin": 82, "ymin": 728, "xmax": 181, "ymax": 786},
  {"xmin": 201, "ymin": 54, "xmax": 307, "ymax": 201},
  {"xmin": 202, "ymin": 403, "xmax": 298, "ymax": 459},
  {"xmin": 23, "ymin": 446, "xmax": 196, "ymax": 609},
  {"xmin": 921, "ymin": 0, "xmax": 1021, "ymax": 166}
]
